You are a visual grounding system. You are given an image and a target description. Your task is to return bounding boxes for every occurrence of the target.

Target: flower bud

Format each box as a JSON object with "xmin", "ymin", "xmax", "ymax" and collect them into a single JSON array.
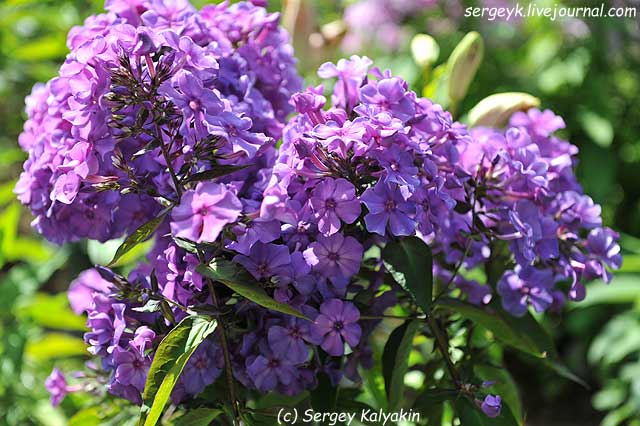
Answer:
[
  {"xmin": 447, "ymin": 32, "xmax": 484, "ymax": 105},
  {"xmin": 411, "ymin": 34, "xmax": 439, "ymax": 69},
  {"xmin": 467, "ymin": 92, "xmax": 540, "ymax": 128}
]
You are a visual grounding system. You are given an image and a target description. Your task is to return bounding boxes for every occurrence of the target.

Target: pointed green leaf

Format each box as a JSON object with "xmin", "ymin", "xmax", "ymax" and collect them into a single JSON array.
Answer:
[
  {"xmin": 139, "ymin": 316, "xmax": 217, "ymax": 426},
  {"xmin": 382, "ymin": 237, "xmax": 433, "ymax": 315},
  {"xmin": 173, "ymin": 408, "xmax": 223, "ymax": 426},
  {"xmin": 196, "ymin": 259, "xmax": 308, "ymax": 320},
  {"xmin": 108, "ymin": 211, "xmax": 169, "ymax": 266},
  {"xmin": 383, "ymin": 320, "xmax": 420, "ymax": 410}
]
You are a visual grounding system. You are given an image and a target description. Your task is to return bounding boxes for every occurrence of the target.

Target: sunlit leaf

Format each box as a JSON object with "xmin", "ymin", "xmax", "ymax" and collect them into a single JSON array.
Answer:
[
  {"xmin": 196, "ymin": 259, "xmax": 308, "ymax": 320},
  {"xmin": 139, "ymin": 316, "xmax": 217, "ymax": 426}
]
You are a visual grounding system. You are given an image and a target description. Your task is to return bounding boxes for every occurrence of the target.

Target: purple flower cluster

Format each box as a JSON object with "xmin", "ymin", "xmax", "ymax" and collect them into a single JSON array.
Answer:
[
  {"xmin": 445, "ymin": 108, "xmax": 622, "ymax": 316},
  {"xmin": 23, "ymin": 4, "xmax": 620, "ymax": 412},
  {"xmin": 15, "ymin": 0, "xmax": 301, "ymax": 244}
]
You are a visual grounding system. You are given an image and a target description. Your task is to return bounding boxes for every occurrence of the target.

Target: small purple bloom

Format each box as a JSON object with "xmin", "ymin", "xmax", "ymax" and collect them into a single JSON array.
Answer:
[
  {"xmin": 182, "ymin": 340, "xmax": 222, "ymax": 395},
  {"xmin": 112, "ymin": 346, "xmax": 150, "ymax": 392},
  {"xmin": 480, "ymin": 394, "xmax": 502, "ymax": 418},
  {"xmin": 303, "ymin": 233, "xmax": 363, "ymax": 281},
  {"xmin": 497, "ymin": 267, "xmax": 555, "ymax": 317},
  {"xmin": 234, "ymin": 242, "xmax": 291, "ymax": 280},
  {"xmin": 170, "ymin": 182, "xmax": 242, "ymax": 244},
  {"xmin": 246, "ymin": 349, "xmax": 299, "ymax": 392},
  {"xmin": 309, "ymin": 178, "xmax": 361, "ymax": 235},
  {"xmin": 268, "ymin": 317, "xmax": 312, "ymax": 364},
  {"xmin": 45, "ymin": 368, "xmax": 69, "ymax": 406},
  {"xmin": 361, "ymin": 181, "xmax": 417, "ymax": 236},
  {"xmin": 309, "ymin": 298, "xmax": 361, "ymax": 356}
]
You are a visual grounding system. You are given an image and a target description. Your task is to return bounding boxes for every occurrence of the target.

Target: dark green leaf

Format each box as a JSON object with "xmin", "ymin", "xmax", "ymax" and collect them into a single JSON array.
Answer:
[
  {"xmin": 413, "ymin": 388, "xmax": 458, "ymax": 412},
  {"xmin": 439, "ymin": 298, "xmax": 553, "ymax": 357},
  {"xmin": 109, "ymin": 211, "xmax": 169, "ymax": 266},
  {"xmin": 139, "ymin": 316, "xmax": 217, "ymax": 426},
  {"xmin": 196, "ymin": 259, "xmax": 308, "ymax": 320},
  {"xmin": 184, "ymin": 165, "xmax": 249, "ymax": 184},
  {"xmin": 311, "ymin": 372, "xmax": 338, "ymax": 413},
  {"xmin": 173, "ymin": 408, "xmax": 223, "ymax": 426},
  {"xmin": 382, "ymin": 320, "xmax": 420, "ymax": 410},
  {"xmin": 382, "ymin": 237, "xmax": 433, "ymax": 315}
]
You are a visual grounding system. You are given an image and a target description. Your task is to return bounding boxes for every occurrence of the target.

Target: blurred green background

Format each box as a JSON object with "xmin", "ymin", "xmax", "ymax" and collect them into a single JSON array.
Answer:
[{"xmin": 0, "ymin": 0, "xmax": 638, "ymax": 425}]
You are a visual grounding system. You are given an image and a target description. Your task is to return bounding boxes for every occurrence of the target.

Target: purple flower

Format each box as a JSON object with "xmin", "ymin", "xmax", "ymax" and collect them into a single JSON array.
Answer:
[
  {"xmin": 359, "ymin": 77, "xmax": 415, "ymax": 121},
  {"xmin": 361, "ymin": 181, "xmax": 417, "ymax": 236},
  {"xmin": 375, "ymin": 144, "xmax": 420, "ymax": 188},
  {"xmin": 309, "ymin": 299, "xmax": 361, "ymax": 356},
  {"xmin": 246, "ymin": 348, "xmax": 299, "ymax": 392},
  {"xmin": 170, "ymin": 182, "xmax": 242, "ymax": 243},
  {"xmin": 268, "ymin": 317, "xmax": 312, "ymax": 364},
  {"xmin": 45, "ymin": 368, "xmax": 69, "ymax": 406},
  {"xmin": 309, "ymin": 178, "xmax": 361, "ymax": 235},
  {"xmin": 234, "ymin": 242, "xmax": 291, "ymax": 280},
  {"xmin": 182, "ymin": 340, "xmax": 222, "ymax": 395},
  {"xmin": 68, "ymin": 268, "xmax": 112, "ymax": 315},
  {"xmin": 584, "ymin": 227, "xmax": 622, "ymax": 283},
  {"xmin": 112, "ymin": 346, "xmax": 151, "ymax": 392},
  {"xmin": 206, "ymin": 112, "xmax": 269, "ymax": 158},
  {"xmin": 497, "ymin": 267, "xmax": 556, "ymax": 316},
  {"xmin": 303, "ymin": 233, "xmax": 363, "ymax": 281},
  {"xmin": 317, "ymin": 56, "xmax": 372, "ymax": 110},
  {"xmin": 480, "ymin": 394, "xmax": 502, "ymax": 418}
]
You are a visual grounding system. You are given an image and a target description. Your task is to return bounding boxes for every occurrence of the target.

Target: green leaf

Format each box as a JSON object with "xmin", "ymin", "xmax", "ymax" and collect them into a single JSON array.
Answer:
[
  {"xmin": 108, "ymin": 211, "xmax": 168, "ymax": 267},
  {"xmin": 310, "ymin": 372, "xmax": 338, "ymax": 413},
  {"xmin": 382, "ymin": 237, "xmax": 433, "ymax": 315},
  {"xmin": 441, "ymin": 299, "xmax": 587, "ymax": 388},
  {"xmin": 139, "ymin": 316, "xmax": 217, "ymax": 426},
  {"xmin": 382, "ymin": 320, "xmax": 420, "ymax": 410},
  {"xmin": 184, "ymin": 165, "xmax": 249, "ymax": 184},
  {"xmin": 196, "ymin": 259, "xmax": 308, "ymax": 320},
  {"xmin": 26, "ymin": 333, "xmax": 87, "ymax": 361},
  {"xmin": 413, "ymin": 388, "xmax": 457, "ymax": 411},
  {"xmin": 467, "ymin": 92, "xmax": 540, "ymax": 128},
  {"xmin": 69, "ymin": 407, "xmax": 108, "ymax": 426},
  {"xmin": 18, "ymin": 293, "xmax": 87, "ymax": 331},
  {"xmin": 173, "ymin": 408, "xmax": 223, "ymax": 426},
  {"xmin": 439, "ymin": 298, "xmax": 553, "ymax": 357}
]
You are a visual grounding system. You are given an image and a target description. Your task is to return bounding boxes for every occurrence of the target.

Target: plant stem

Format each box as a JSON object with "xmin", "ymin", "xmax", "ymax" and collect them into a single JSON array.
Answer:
[
  {"xmin": 198, "ymin": 252, "xmax": 240, "ymax": 425},
  {"xmin": 427, "ymin": 316, "xmax": 460, "ymax": 387},
  {"xmin": 154, "ymin": 122, "xmax": 183, "ymax": 200}
]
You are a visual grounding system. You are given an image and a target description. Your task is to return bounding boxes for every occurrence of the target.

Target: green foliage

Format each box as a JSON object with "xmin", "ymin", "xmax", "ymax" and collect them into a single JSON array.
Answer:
[
  {"xmin": 382, "ymin": 237, "xmax": 433, "ymax": 315},
  {"xmin": 196, "ymin": 258, "xmax": 308, "ymax": 319},
  {"xmin": 139, "ymin": 316, "xmax": 218, "ymax": 426}
]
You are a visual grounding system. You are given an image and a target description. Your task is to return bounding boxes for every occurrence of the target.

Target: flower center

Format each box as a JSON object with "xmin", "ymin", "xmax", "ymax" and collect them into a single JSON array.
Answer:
[
  {"xmin": 390, "ymin": 160, "xmax": 400, "ymax": 171},
  {"xmin": 334, "ymin": 321, "xmax": 344, "ymax": 331},
  {"xmin": 325, "ymin": 198, "xmax": 336, "ymax": 209},
  {"xmin": 384, "ymin": 200, "xmax": 396, "ymax": 211},
  {"xmin": 257, "ymin": 263, "xmax": 269, "ymax": 276},
  {"xmin": 268, "ymin": 358, "xmax": 280, "ymax": 369},
  {"xmin": 188, "ymin": 100, "xmax": 200, "ymax": 111},
  {"xmin": 327, "ymin": 252, "xmax": 340, "ymax": 262}
]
